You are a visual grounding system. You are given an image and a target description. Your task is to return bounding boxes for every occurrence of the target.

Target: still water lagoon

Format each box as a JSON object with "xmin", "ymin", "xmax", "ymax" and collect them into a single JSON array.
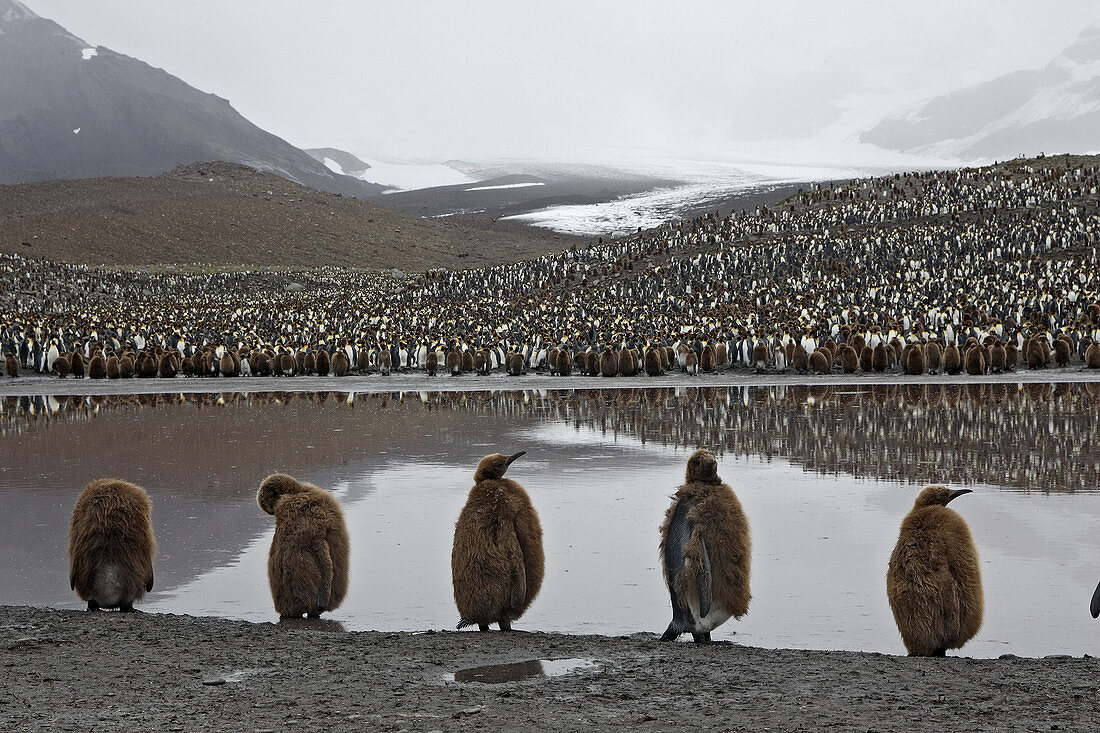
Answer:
[{"xmin": 1, "ymin": 384, "xmax": 1097, "ymax": 657}]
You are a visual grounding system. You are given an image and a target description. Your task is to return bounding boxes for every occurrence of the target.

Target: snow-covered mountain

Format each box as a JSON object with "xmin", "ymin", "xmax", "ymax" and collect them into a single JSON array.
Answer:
[
  {"xmin": 0, "ymin": 0, "xmax": 384, "ymax": 195},
  {"xmin": 861, "ymin": 25, "xmax": 1100, "ymax": 161}
]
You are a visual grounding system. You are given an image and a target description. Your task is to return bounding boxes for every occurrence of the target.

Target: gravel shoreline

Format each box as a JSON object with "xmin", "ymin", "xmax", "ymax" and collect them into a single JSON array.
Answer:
[{"xmin": 2, "ymin": 605, "xmax": 1097, "ymax": 732}]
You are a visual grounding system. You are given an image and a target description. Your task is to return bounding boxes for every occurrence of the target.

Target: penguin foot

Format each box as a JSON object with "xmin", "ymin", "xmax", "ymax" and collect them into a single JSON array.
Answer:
[
  {"xmin": 307, "ymin": 612, "xmax": 321, "ymax": 619},
  {"xmin": 691, "ymin": 632, "xmax": 712, "ymax": 644},
  {"xmin": 478, "ymin": 624, "xmax": 490, "ymax": 632},
  {"xmin": 659, "ymin": 622, "xmax": 682, "ymax": 642},
  {"xmin": 86, "ymin": 600, "xmax": 100, "ymax": 612},
  {"xmin": 118, "ymin": 603, "xmax": 135, "ymax": 613},
  {"xmin": 498, "ymin": 620, "xmax": 512, "ymax": 632}
]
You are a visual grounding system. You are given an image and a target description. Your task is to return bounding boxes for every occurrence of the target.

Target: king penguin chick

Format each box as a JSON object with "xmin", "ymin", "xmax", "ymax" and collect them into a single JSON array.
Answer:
[
  {"xmin": 659, "ymin": 449, "xmax": 751, "ymax": 643},
  {"xmin": 68, "ymin": 479, "xmax": 156, "ymax": 611},
  {"xmin": 452, "ymin": 451, "xmax": 544, "ymax": 631},
  {"xmin": 258, "ymin": 473, "xmax": 350, "ymax": 619},
  {"xmin": 887, "ymin": 485, "xmax": 983, "ymax": 656}
]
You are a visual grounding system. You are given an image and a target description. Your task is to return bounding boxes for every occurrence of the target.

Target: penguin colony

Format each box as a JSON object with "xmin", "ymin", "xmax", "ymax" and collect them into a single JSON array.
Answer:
[
  {"xmin": 63, "ymin": 451, "xmax": 1007, "ymax": 656},
  {"xmin": 3, "ymin": 155, "xmax": 1100, "ymax": 382}
]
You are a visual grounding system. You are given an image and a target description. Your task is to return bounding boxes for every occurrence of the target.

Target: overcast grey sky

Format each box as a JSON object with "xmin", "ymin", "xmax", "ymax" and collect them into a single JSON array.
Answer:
[{"xmin": 27, "ymin": 1, "xmax": 1100, "ymax": 163}]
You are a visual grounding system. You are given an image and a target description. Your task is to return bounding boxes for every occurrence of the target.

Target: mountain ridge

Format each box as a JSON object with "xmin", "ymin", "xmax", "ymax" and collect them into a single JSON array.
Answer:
[{"xmin": 0, "ymin": 0, "xmax": 385, "ymax": 197}]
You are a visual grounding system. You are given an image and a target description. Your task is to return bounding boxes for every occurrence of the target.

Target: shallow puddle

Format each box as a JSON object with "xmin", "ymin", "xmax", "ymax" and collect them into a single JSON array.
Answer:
[
  {"xmin": 446, "ymin": 657, "xmax": 596, "ymax": 684},
  {"xmin": 2, "ymin": 385, "xmax": 1099, "ymax": 658}
]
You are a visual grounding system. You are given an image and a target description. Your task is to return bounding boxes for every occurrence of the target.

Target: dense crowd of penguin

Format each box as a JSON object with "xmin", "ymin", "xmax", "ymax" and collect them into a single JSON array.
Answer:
[
  {"xmin": 3, "ymin": 155, "xmax": 1100, "ymax": 382},
  {"xmin": 65, "ymin": 450, "xmax": 1009, "ymax": 656}
]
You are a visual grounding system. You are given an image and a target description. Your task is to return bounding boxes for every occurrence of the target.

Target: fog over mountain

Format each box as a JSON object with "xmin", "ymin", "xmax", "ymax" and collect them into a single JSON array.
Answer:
[
  {"xmin": 23, "ymin": 1, "xmax": 1098, "ymax": 169},
  {"xmin": 862, "ymin": 24, "xmax": 1100, "ymax": 160},
  {"xmin": 0, "ymin": 0, "xmax": 383, "ymax": 195}
]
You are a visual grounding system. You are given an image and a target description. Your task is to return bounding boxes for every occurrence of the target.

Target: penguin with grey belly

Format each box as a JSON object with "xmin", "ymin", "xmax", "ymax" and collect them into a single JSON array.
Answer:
[{"xmin": 659, "ymin": 449, "xmax": 751, "ymax": 643}]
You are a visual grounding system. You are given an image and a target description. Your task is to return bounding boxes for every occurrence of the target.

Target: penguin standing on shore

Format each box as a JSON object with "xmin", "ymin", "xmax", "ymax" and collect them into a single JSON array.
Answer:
[
  {"xmin": 659, "ymin": 449, "xmax": 751, "ymax": 643},
  {"xmin": 68, "ymin": 479, "xmax": 156, "ymax": 611},
  {"xmin": 887, "ymin": 485, "xmax": 983, "ymax": 656},
  {"xmin": 452, "ymin": 451, "xmax": 543, "ymax": 631},
  {"xmin": 257, "ymin": 473, "xmax": 350, "ymax": 619}
]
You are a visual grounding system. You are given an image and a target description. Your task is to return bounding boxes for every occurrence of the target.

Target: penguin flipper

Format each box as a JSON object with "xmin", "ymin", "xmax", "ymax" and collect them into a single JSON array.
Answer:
[
  {"xmin": 502, "ymin": 521, "xmax": 527, "ymax": 610},
  {"xmin": 662, "ymin": 498, "xmax": 694, "ymax": 637},
  {"xmin": 146, "ymin": 570, "xmax": 154, "ymax": 593},
  {"xmin": 70, "ymin": 572, "xmax": 75, "ymax": 591},
  {"xmin": 1091, "ymin": 579, "xmax": 1100, "ymax": 619},
  {"xmin": 698, "ymin": 536, "xmax": 713, "ymax": 620}
]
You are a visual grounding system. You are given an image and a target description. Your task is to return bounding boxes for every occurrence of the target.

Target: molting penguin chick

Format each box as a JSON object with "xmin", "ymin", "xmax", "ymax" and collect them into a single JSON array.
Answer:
[
  {"xmin": 659, "ymin": 449, "xmax": 751, "ymax": 643},
  {"xmin": 452, "ymin": 451, "xmax": 544, "ymax": 631},
  {"xmin": 258, "ymin": 473, "xmax": 350, "ymax": 619},
  {"xmin": 68, "ymin": 479, "xmax": 156, "ymax": 611},
  {"xmin": 887, "ymin": 485, "xmax": 983, "ymax": 656}
]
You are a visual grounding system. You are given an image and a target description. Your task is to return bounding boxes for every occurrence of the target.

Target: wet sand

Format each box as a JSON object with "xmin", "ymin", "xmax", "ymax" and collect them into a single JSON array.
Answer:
[
  {"xmin": 1, "ymin": 367, "xmax": 1099, "ymax": 397},
  {"xmin": 1, "ymin": 605, "xmax": 1096, "ymax": 732}
]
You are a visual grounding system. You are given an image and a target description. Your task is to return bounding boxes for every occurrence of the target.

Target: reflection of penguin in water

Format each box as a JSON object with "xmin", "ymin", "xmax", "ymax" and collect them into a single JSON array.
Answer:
[
  {"xmin": 258, "ymin": 473, "xmax": 350, "ymax": 619},
  {"xmin": 68, "ymin": 479, "xmax": 156, "ymax": 611},
  {"xmin": 659, "ymin": 449, "xmax": 751, "ymax": 643},
  {"xmin": 887, "ymin": 485, "xmax": 983, "ymax": 656},
  {"xmin": 452, "ymin": 452, "xmax": 543, "ymax": 631}
]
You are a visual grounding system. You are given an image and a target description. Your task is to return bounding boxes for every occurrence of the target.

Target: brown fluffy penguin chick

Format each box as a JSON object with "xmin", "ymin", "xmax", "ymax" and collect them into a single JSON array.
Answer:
[
  {"xmin": 645, "ymin": 347, "xmax": 663, "ymax": 376},
  {"xmin": 887, "ymin": 485, "xmax": 983, "ymax": 657},
  {"xmin": 659, "ymin": 449, "xmax": 751, "ymax": 643},
  {"xmin": 1087, "ymin": 343, "xmax": 1100, "ymax": 368},
  {"xmin": 88, "ymin": 353, "xmax": 106, "ymax": 379},
  {"xmin": 4, "ymin": 353, "xmax": 18, "ymax": 377},
  {"xmin": 258, "ymin": 473, "xmax": 350, "ymax": 619},
  {"xmin": 452, "ymin": 452, "xmax": 544, "ymax": 631},
  {"xmin": 809, "ymin": 349, "xmax": 830, "ymax": 374},
  {"xmin": 68, "ymin": 479, "xmax": 156, "ymax": 611}
]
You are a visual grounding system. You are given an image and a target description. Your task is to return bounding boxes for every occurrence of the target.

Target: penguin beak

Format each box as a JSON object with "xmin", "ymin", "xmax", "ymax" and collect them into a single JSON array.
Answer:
[
  {"xmin": 505, "ymin": 451, "xmax": 526, "ymax": 466},
  {"xmin": 946, "ymin": 489, "xmax": 973, "ymax": 504}
]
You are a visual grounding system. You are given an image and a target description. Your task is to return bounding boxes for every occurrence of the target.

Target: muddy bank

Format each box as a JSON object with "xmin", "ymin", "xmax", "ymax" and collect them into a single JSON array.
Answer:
[{"xmin": 1, "ymin": 606, "xmax": 1096, "ymax": 732}]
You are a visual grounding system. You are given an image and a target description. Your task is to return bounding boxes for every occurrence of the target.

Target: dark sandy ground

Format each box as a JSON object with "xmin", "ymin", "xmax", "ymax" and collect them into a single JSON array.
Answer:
[
  {"xmin": 0, "ymin": 366, "xmax": 1098, "ymax": 398},
  {"xmin": 1, "ymin": 606, "xmax": 1097, "ymax": 732}
]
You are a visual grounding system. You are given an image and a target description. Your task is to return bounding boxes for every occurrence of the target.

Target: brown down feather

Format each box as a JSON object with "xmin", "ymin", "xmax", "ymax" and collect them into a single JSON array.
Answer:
[
  {"xmin": 658, "ymin": 450, "xmax": 751, "ymax": 631},
  {"xmin": 452, "ymin": 453, "xmax": 544, "ymax": 629},
  {"xmin": 887, "ymin": 485, "xmax": 983, "ymax": 656},
  {"xmin": 258, "ymin": 473, "xmax": 350, "ymax": 618},
  {"xmin": 68, "ymin": 478, "xmax": 156, "ymax": 610}
]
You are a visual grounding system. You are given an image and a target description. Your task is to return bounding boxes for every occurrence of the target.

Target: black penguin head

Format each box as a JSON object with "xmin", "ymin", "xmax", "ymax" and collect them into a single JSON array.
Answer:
[
  {"xmin": 914, "ymin": 485, "xmax": 972, "ymax": 508},
  {"xmin": 686, "ymin": 449, "xmax": 720, "ymax": 484},
  {"xmin": 475, "ymin": 451, "xmax": 525, "ymax": 482}
]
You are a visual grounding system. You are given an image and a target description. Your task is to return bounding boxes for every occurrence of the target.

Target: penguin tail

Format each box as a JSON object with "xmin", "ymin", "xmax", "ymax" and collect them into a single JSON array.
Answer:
[{"xmin": 457, "ymin": 617, "xmax": 475, "ymax": 630}]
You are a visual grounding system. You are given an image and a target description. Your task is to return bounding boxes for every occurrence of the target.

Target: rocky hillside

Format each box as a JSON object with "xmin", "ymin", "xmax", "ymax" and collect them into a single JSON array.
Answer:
[
  {"xmin": 0, "ymin": 0, "xmax": 383, "ymax": 197},
  {"xmin": 0, "ymin": 162, "xmax": 580, "ymax": 270}
]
